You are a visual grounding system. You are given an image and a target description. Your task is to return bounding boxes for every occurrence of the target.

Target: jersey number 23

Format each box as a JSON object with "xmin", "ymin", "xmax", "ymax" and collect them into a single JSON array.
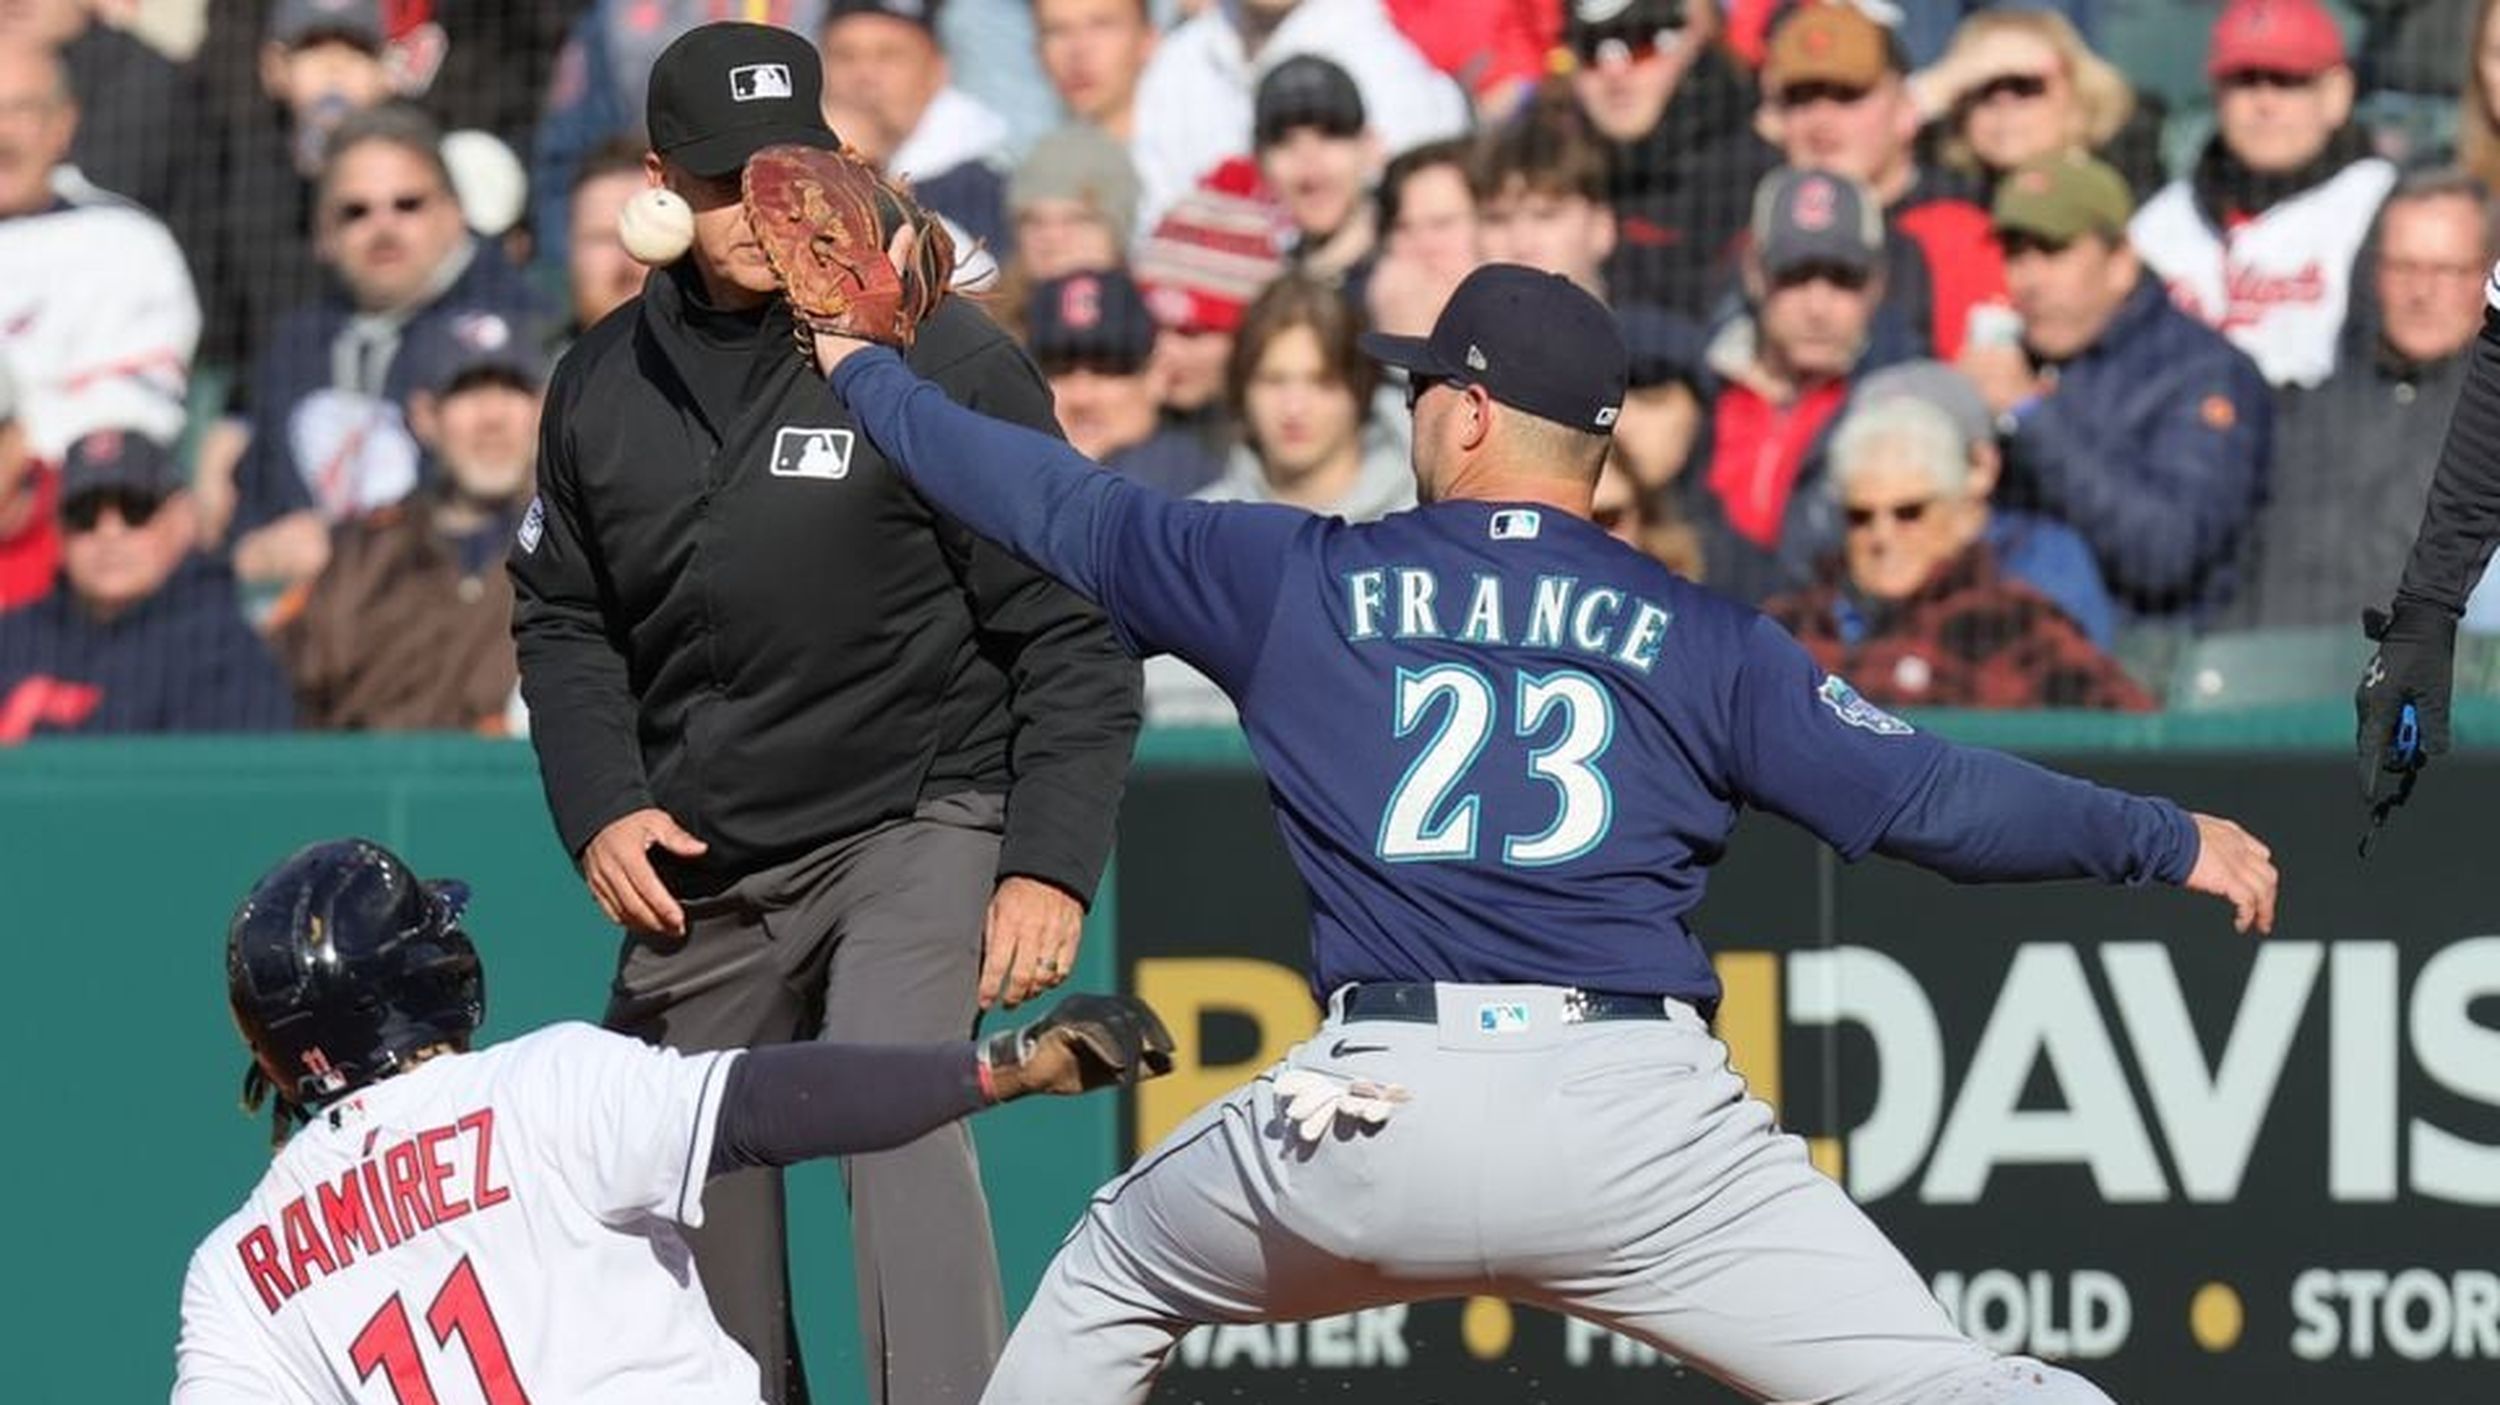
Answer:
[{"xmin": 1378, "ymin": 665, "xmax": 1615, "ymax": 867}]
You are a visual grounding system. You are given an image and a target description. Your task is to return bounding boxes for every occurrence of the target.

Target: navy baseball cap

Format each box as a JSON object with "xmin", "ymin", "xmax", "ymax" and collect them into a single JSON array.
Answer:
[
  {"xmin": 402, "ymin": 310, "xmax": 547, "ymax": 396},
  {"xmin": 59, "ymin": 430, "xmax": 184, "ymax": 502},
  {"xmin": 1027, "ymin": 270, "xmax": 1156, "ymax": 371},
  {"xmin": 647, "ymin": 23, "xmax": 840, "ymax": 179},
  {"xmin": 1360, "ymin": 264, "xmax": 1627, "ymax": 434}
]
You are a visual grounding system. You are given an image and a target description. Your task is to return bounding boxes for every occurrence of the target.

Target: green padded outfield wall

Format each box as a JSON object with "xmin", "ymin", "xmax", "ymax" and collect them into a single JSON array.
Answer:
[{"xmin": 0, "ymin": 736, "xmax": 1115, "ymax": 1405}]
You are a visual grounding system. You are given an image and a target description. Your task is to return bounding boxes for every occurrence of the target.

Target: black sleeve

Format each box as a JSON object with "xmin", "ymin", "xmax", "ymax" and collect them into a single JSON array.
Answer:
[
  {"xmin": 2396, "ymin": 303, "xmax": 2500, "ymax": 613},
  {"xmin": 707, "ymin": 1042, "xmax": 988, "ymax": 1175},
  {"xmin": 929, "ymin": 336, "xmax": 1144, "ymax": 906},
  {"xmin": 509, "ymin": 353, "xmax": 654, "ymax": 859}
]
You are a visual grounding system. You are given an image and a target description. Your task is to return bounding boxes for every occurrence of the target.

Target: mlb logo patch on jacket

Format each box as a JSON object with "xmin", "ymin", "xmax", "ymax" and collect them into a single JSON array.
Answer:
[{"xmin": 771, "ymin": 427, "xmax": 854, "ymax": 481}]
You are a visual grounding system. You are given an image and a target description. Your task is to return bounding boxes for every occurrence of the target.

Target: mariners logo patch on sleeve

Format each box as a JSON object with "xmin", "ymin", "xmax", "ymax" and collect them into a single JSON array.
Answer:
[{"xmin": 1818, "ymin": 676, "xmax": 1913, "ymax": 736}]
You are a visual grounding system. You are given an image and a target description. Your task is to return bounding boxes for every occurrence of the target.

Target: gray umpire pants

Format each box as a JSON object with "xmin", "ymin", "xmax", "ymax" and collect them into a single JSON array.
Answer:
[
  {"xmin": 607, "ymin": 792, "xmax": 1008, "ymax": 1405},
  {"xmin": 983, "ymin": 982, "xmax": 2118, "ymax": 1405}
]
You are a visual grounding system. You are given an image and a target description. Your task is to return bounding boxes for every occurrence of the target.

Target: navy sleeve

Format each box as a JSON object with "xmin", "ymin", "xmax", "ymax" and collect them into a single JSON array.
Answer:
[
  {"xmin": 1728, "ymin": 617, "xmax": 2196, "ymax": 882},
  {"xmin": 1874, "ymin": 747, "xmax": 2199, "ymax": 885},
  {"xmin": 707, "ymin": 1042, "xmax": 988, "ymax": 1175},
  {"xmin": 1725, "ymin": 615, "xmax": 1949, "ymax": 859},
  {"xmin": 831, "ymin": 347, "xmax": 1312, "ymax": 693}
]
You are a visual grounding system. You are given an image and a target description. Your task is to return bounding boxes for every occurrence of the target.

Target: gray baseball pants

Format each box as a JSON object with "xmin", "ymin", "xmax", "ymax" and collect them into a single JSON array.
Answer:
[
  {"xmin": 607, "ymin": 792, "xmax": 1008, "ymax": 1405},
  {"xmin": 982, "ymin": 982, "xmax": 2117, "ymax": 1405}
]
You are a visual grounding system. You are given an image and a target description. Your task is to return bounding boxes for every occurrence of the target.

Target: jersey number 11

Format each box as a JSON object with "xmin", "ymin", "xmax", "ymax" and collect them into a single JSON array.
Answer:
[{"xmin": 348, "ymin": 1255, "xmax": 530, "ymax": 1404}]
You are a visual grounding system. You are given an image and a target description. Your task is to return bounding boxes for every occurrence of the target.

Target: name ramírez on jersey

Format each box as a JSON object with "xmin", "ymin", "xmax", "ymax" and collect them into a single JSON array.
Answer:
[
  {"xmin": 1343, "ymin": 567, "xmax": 1674, "ymax": 672},
  {"xmin": 235, "ymin": 1109, "xmax": 511, "ymax": 1314}
]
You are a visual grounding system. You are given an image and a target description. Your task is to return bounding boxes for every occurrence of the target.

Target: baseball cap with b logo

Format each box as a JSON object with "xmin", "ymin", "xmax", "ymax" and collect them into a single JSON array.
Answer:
[
  {"xmin": 647, "ymin": 23, "xmax": 839, "ymax": 178},
  {"xmin": 1360, "ymin": 264, "xmax": 1628, "ymax": 433},
  {"xmin": 1752, "ymin": 167, "xmax": 1885, "ymax": 280}
]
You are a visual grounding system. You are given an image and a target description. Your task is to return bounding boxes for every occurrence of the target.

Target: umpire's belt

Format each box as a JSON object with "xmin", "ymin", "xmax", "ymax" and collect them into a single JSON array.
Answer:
[{"xmin": 1338, "ymin": 982, "xmax": 1677, "ymax": 1025}]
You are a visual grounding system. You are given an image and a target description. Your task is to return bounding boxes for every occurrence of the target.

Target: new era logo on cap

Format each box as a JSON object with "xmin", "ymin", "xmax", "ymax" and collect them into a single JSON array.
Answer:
[
  {"xmin": 730, "ymin": 63, "xmax": 793, "ymax": 101},
  {"xmin": 1466, "ymin": 344, "xmax": 1489, "ymax": 371}
]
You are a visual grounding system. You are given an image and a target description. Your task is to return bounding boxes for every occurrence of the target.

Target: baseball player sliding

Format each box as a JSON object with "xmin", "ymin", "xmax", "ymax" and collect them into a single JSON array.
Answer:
[
  {"xmin": 171, "ymin": 839, "xmax": 1173, "ymax": 1405},
  {"xmin": 781, "ymin": 178, "xmax": 2277, "ymax": 1403}
]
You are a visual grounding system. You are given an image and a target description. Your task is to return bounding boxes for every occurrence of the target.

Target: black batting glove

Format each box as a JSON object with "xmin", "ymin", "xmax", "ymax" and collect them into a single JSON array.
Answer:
[
  {"xmin": 2356, "ymin": 597, "xmax": 2457, "ymax": 807},
  {"xmin": 979, "ymin": 993, "xmax": 1177, "ymax": 1101}
]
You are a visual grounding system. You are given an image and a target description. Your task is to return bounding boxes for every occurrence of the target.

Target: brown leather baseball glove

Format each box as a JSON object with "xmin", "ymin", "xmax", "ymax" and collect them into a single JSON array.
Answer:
[{"xmin": 741, "ymin": 143, "xmax": 956, "ymax": 353}]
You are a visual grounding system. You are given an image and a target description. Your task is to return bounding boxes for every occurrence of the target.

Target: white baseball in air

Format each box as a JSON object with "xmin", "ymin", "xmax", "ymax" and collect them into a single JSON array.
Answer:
[{"xmin": 618, "ymin": 187, "xmax": 694, "ymax": 266}]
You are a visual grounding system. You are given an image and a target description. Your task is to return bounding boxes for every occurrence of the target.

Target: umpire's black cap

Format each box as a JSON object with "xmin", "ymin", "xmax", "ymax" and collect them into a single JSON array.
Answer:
[
  {"xmin": 1361, "ymin": 264, "xmax": 1627, "ymax": 434},
  {"xmin": 647, "ymin": 23, "xmax": 841, "ymax": 178}
]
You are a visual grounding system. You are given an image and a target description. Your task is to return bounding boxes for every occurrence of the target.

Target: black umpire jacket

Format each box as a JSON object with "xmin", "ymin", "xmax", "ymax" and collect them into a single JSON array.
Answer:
[{"xmin": 511, "ymin": 265, "xmax": 1141, "ymax": 902}]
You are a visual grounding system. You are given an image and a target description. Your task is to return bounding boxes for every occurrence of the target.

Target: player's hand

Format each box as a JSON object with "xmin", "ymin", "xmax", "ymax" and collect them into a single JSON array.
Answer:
[
  {"xmin": 583, "ymin": 808, "xmax": 709, "ymax": 936},
  {"xmin": 808, "ymin": 225, "xmax": 921, "ymax": 376},
  {"xmin": 979, "ymin": 993, "xmax": 1175, "ymax": 1100},
  {"xmin": 2183, "ymin": 813, "xmax": 2277, "ymax": 935},
  {"xmin": 2356, "ymin": 597, "xmax": 2457, "ymax": 807},
  {"xmin": 980, "ymin": 875, "xmax": 1083, "ymax": 1009}
]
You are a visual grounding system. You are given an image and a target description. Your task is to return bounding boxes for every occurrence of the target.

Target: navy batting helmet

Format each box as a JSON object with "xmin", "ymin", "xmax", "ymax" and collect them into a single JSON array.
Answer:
[{"xmin": 227, "ymin": 839, "xmax": 484, "ymax": 1128}]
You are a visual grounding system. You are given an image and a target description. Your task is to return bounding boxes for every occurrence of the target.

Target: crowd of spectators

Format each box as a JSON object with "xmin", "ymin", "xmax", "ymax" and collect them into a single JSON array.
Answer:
[{"xmin": 8, "ymin": 0, "xmax": 2500, "ymax": 739}]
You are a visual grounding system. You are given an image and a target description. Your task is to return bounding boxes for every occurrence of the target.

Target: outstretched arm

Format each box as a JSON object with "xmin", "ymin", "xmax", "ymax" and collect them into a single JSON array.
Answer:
[
  {"xmin": 824, "ymin": 340, "xmax": 1311, "ymax": 695},
  {"xmin": 1727, "ymin": 617, "xmax": 2277, "ymax": 931},
  {"xmin": 706, "ymin": 994, "xmax": 1176, "ymax": 1174}
]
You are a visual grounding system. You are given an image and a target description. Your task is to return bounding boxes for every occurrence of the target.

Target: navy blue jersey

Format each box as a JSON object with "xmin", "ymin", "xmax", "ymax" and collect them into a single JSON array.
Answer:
[{"xmin": 831, "ymin": 351, "xmax": 2198, "ymax": 1002}]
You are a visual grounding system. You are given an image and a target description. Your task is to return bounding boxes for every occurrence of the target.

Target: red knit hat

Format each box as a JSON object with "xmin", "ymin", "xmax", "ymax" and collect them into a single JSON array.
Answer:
[
  {"xmin": 1131, "ymin": 157, "xmax": 1290, "ymax": 335},
  {"xmin": 2206, "ymin": 0, "xmax": 2346, "ymax": 79}
]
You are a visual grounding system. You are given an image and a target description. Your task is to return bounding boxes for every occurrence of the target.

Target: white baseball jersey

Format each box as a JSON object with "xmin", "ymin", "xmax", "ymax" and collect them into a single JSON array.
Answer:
[
  {"xmin": 2129, "ymin": 157, "xmax": 2396, "ymax": 390},
  {"xmin": 172, "ymin": 1023, "xmax": 756, "ymax": 1405}
]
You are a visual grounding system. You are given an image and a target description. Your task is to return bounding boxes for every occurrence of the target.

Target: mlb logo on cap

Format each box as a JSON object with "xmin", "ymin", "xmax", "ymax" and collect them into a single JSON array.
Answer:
[{"xmin": 730, "ymin": 63, "xmax": 793, "ymax": 102}]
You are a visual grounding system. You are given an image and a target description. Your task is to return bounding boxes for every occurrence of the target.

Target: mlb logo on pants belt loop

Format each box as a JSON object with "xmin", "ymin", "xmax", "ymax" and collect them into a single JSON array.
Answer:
[{"xmin": 1477, "ymin": 1002, "xmax": 1531, "ymax": 1033}]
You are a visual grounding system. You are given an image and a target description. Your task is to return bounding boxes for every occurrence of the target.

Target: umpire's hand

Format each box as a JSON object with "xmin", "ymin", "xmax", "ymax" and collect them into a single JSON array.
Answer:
[
  {"xmin": 584, "ymin": 808, "xmax": 710, "ymax": 936},
  {"xmin": 983, "ymin": 876, "xmax": 1082, "ymax": 1009},
  {"xmin": 2355, "ymin": 597, "xmax": 2457, "ymax": 807}
]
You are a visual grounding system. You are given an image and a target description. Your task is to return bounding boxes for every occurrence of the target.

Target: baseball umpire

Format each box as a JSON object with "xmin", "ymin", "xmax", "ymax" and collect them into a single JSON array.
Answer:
[
  {"xmin": 793, "ymin": 252, "xmax": 2279, "ymax": 1403},
  {"xmin": 2356, "ymin": 264, "xmax": 2500, "ymax": 817},
  {"xmin": 506, "ymin": 23, "xmax": 1140, "ymax": 1405},
  {"xmin": 173, "ymin": 839, "xmax": 1173, "ymax": 1405}
]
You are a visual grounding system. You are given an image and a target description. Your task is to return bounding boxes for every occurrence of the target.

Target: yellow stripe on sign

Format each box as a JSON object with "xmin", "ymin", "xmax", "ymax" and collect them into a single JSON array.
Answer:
[
  {"xmin": 1132, "ymin": 957, "xmax": 1320, "ymax": 1153},
  {"xmin": 1713, "ymin": 950, "xmax": 1845, "ymax": 1184}
]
